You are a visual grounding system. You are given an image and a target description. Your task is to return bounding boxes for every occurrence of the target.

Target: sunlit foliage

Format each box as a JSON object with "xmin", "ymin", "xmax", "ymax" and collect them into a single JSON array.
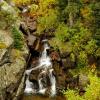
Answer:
[
  {"xmin": 12, "ymin": 0, "xmax": 31, "ymax": 5},
  {"xmin": 64, "ymin": 72, "xmax": 100, "ymax": 100},
  {"xmin": 12, "ymin": 27, "xmax": 24, "ymax": 50}
]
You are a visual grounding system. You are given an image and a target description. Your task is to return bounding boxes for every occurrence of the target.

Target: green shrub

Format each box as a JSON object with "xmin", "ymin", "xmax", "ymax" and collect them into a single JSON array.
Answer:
[
  {"xmin": 84, "ymin": 73, "xmax": 100, "ymax": 100},
  {"xmin": 12, "ymin": 0, "xmax": 31, "ymax": 5},
  {"xmin": 55, "ymin": 23, "xmax": 70, "ymax": 42},
  {"xmin": 64, "ymin": 72, "xmax": 100, "ymax": 100},
  {"xmin": 85, "ymin": 39, "xmax": 97, "ymax": 55},
  {"xmin": 77, "ymin": 51, "xmax": 88, "ymax": 68},
  {"xmin": 12, "ymin": 27, "xmax": 24, "ymax": 50},
  {"xmin": 64, "ymin": 89, "xmax": 84, "ymax": 100},
  {"xmin": 70, "ymin": 53, "xmax": 75, "ymax": 62},
  {"xmin": 30, "ymin": 4, "xmax": 39, "ymax": 14},
  {"xmin": 39, "ymin": 0, "xmax": 58, "ymax": 10},
  {"xmin": 37, "ymin": 9, "xmax": 59, "ymax": 34}
]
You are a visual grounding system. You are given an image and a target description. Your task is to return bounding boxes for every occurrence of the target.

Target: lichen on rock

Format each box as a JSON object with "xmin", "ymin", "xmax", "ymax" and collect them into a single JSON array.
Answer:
[{"xmin": 0, "ymin": 1, "xmax": 29, "ymax": 100}]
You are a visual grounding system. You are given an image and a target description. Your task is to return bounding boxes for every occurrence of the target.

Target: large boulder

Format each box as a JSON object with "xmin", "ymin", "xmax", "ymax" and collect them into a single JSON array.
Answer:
[
  {"xmin": 0, "ymin": 29, "xmax": 29, "ymax": 100},
  {"xmin": 0, "ymin": 1, "xmax": 29, "ymax": 99}
]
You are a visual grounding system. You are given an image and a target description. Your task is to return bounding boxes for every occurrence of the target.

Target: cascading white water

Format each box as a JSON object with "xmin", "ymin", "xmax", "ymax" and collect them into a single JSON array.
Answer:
[
  {"xmin": 49, "ymin": 69, "xmax": 56, "ymax": 97},
  {"xmin": 24, "ymin": 76, "xmax": 34, "ymax": 94},
  {"xmin": 38, "ymin": 78, "xmax": 47, "ymax": 94},
  {"xmin": 24, "ymin": 39, "xmax": 56, "ymax": 96}
]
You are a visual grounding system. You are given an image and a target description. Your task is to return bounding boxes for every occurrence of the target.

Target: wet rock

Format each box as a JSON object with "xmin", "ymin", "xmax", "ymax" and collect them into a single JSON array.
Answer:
[
  {"xmin": 65, "ymin": 75, "xmax": 79, "ymax": 89},
  {"xmin": 28, "ymin": 20, "xmax": 37, "ymax": 33},
  {"xmin": 27, "ymin": 35, "xmax": 37, "ymax": 46},
  {"xmin": 60, "ymin": 52, "xmax": 70, "ymax": 58},
  {"xmin": 20, "ymin": 16, "xmax": 37, "ymax": 35},
  {"xmin": 57, "ymin": 73, "xmax": 66, "ymax": 90},
  {"xmin": 29, "ymin": 70, "xmax": 39, "ymax": 81},
  {"xmin": 53, "ymin": 61, "xmax": 66, "ymax": 92},
  {"xmin": 32, "ymin": 39, "xmax": 42, "ymax": 52},
  {"xmin": 79, "ymin": 88, "xmax": 86, "ymax": 96},
  {"xmin": 50, "ymin": 51, "xmax": 61, "ymax": 61},
  {"xmin": 30, "ymin": 58, "xmax": 39, "ymax": 67},
  {"xmin": 20, "ymin": 22, "xmax": 29, "ymax": 35},
  {"xmin": 62, "ymin": 58, "xmax": 75, "ymax": 69},
  {"xmin": 45, "ymin": 87, "xmax": 51, "ymax": 96}
]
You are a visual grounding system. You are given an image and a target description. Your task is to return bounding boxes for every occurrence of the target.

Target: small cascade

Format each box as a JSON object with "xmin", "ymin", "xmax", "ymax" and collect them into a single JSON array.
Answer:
[
  {"xmin": 24, "ymin": 39, "xmax": 56, "ymax": 97},
  {"xmin": 49, "ymin": 69, "xmax": 56, "ymax": 97},
  {"xmin": 38, "ymin": 78, "xmax": 46, "ymax": 94},
  {"xmin": 24, "ymin": 76, "xmax": 34, "ymax": 94}
]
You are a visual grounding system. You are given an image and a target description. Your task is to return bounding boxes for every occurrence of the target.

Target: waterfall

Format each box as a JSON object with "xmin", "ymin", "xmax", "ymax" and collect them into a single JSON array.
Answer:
[
  {"xmin": 24, "ymin": 76, "xmax": 34, "ymax": 94},
  {"xmin": 38, "ymin": 78, "xmax": 47, "ymax": 94},
  {"xmin": 24, "ymin": 39, "xmax": 56, "ymax": 96},
  {"xmin": 49, "ymin": 69, "xmax": 56, "ymax": 97}
]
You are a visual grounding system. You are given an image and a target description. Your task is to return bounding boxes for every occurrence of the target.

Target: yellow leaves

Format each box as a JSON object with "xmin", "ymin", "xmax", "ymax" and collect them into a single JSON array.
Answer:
[
  {"xmin": 0, "ymin": 42, "xmax": 7, "ymax": 49},
  {"xmin": 81, "ymin": 7, "xmax": 91, "ymax": 18},
  {"xmin": 30, "ymin": 4, "xmax": 39, "ymax": 14},
  {"xmin": 91, "ymin": 63, "xmax": 96, "ymax": 72},
  {"xmin": 12, "ymin": 0, "xmax": 31, "ymax": 5},
  {"xmin": 39, "ymin": 0, "xmax": 58, "ymax": 12},
  {"xmin": 64, "ymin": 72, "xmax": 100, "ymax": 100}
]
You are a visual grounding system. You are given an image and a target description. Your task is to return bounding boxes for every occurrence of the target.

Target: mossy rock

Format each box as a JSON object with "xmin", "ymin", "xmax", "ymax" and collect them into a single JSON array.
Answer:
[{"xmin": 0, "ymin": 43, "xmax": 7, "ymax": 49}]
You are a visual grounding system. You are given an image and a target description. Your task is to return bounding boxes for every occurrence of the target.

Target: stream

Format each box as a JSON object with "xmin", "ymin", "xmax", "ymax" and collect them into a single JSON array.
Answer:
[
  {"xmin": 22, "ymin": 95, "xmax": 66, "ymax": 100},
  {"xmin": 22, "ymin": 39, "xmax": 66, "ymax": 100}
]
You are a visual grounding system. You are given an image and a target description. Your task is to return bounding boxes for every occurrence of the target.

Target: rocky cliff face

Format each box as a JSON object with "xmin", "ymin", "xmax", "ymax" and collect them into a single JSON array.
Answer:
[
  {"xmin": 0, "ymin": 30, "xmax": 29, "ymax": 100},
  {"xmin": 0, "ymin": 1, "xmax": 29, "ymax": 100}
]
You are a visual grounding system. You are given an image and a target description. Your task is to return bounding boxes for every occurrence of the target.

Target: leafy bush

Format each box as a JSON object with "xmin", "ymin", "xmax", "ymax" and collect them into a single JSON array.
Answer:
[
  {"xmin": 30, "ymin": 4, "xmax": 38, "ymax": 14},
  {"xmin": 64, "ymin": 72, "xmax": 100, "ymax": 100},
  {"xmin": 77, "ymin": 51, "xmax": 88, "ymax": 68},
  {"xmin": 12, "ymin": 0, "xmax": 31, "ymax": 5},
  {"xmin": 70, "ymin": 53, "xmax": 75, "ymax": 62},
  {"xmin": 95, "ymin": 48, "xmax": 100, "ymax": 57},
  {"xmin": 55, "ymin": 23, "xmax": 70, "ymax": 42},
  {"xmin": 64, "ymin": 89, "xmax": 83, "ymax": 100},
  {"xmin": 39, "ymin": 0, "xmax": 58, "ymax": 10},
  {"xmin": 37, "ymin": 9, "xmax": 59, "ymax": 34},
  {"xmin": 12, "ymin": 27, "xmax": 24, "ymax": 50},
  {"xmin": 85, "ymin": 39, "xmax": 97, "ymax": 55},
  {"xmin": 84, "ymin": 73, "xmax": 100, "ymax": 100}
]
